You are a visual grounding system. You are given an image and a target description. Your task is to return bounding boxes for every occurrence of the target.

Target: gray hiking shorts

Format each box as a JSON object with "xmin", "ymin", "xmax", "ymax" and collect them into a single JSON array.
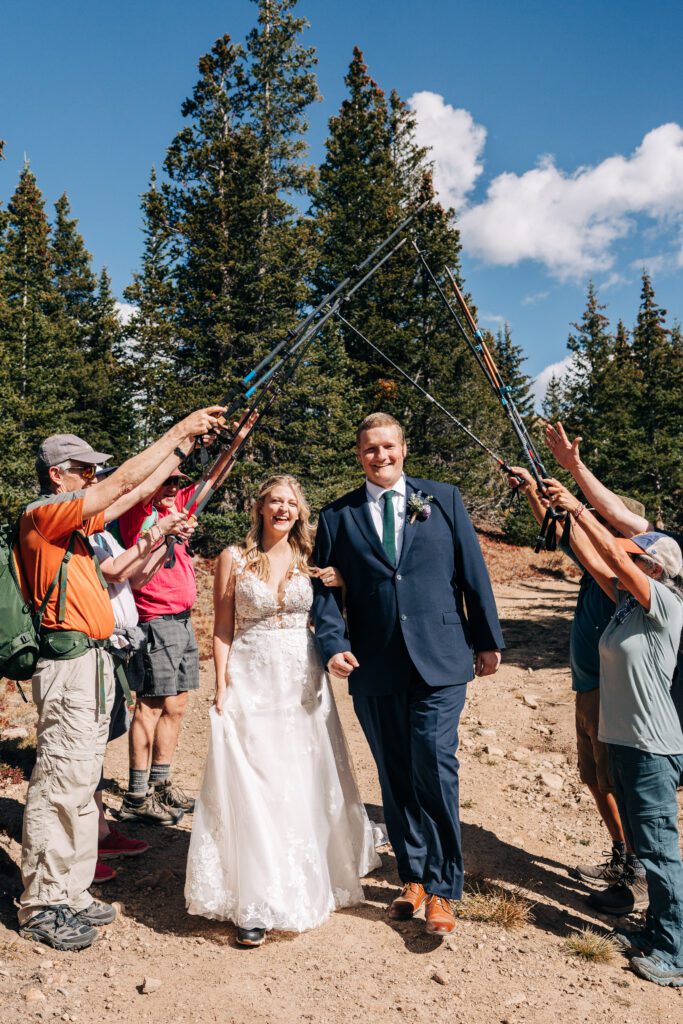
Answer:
[{"xmin": 135, "ymin": 614, "xmax": 199, "ymax": 698}]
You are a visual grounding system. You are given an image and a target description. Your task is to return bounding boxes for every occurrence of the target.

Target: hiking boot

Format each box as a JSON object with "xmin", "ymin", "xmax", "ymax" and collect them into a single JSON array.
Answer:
[
  {"xmin": 98, "ymin": 828, "xmax": 150, "ymax": 859},
  {"xmin": 74, "ymin": 899, "xmax": 117, "ymax": 927},
  {"xmin": 610, "ymin": 927, "xmax": 652, "ymax": 958},
  {"xmin": 586, "ymin": 870, "xmax": 648, "ymax": 915},
  {"xmin": 93, "ymin": 860, "xmax": 117, "ymax": 884},
  {"xmin": 569, "ymin": 846, "xmax": 626, "ymax": 884},
  {"xmin": 118, "ymin": 788, "xmax": 184, "ymax": 826},
  {"xmin": 630, "ymin": 952, "xmax": 683, "ymax": 987},
  {"xmin": 154, "ymin": 778, "xmax": 195, "ymax": 814},
  {"xmin": 19, "ymin": 905, "xmax": 98, "ymax": 952}
]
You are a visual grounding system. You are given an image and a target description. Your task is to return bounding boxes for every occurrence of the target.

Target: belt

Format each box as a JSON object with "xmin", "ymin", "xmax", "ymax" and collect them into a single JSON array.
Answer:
[
  {"xmin": 39, "ymin": 629, "xmax": 132, "ymax": 714},
  {"xmin": 155, "ymin": 611, "xmax": 191, "ymax": 621}
]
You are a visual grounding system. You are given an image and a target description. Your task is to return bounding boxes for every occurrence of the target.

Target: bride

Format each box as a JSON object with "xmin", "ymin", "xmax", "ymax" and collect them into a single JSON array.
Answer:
[{"xmin": 185, "ymin": 474, "xmax": 380, "ymax": 946}]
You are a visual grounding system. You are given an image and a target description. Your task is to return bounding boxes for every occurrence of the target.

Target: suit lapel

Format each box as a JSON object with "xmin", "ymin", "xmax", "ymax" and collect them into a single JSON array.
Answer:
[
  {"xmin": 348, "ymin": 484, "xmax": 395, "ymax": 568},
  {"xmin": 397, "ymin": 477, "xmax": 419, "ymax": 568}
]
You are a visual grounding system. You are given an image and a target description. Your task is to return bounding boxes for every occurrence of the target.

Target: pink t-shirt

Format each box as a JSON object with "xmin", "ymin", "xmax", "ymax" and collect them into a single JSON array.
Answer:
[{"xmin": 118, "ymin": 484, "xmax": 197, "ymax": 622}]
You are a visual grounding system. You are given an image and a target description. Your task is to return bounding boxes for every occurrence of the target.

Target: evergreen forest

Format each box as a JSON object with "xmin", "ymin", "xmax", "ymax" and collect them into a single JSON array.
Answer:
[{"xmin": 1, "ymin": 0, "xmax": 681, "ymax": 550}]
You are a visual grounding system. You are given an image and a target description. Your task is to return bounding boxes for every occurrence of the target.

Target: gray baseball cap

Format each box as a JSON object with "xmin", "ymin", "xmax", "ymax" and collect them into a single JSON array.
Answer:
[{"xmin": 36, "ymin": 434, "xmax": 112, "ymax": 470}]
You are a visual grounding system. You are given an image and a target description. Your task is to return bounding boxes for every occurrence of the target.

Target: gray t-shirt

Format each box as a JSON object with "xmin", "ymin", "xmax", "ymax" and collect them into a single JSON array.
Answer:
[{"xmin": 598, "ymin": 579, "xmax": 683, "ymax": 754}]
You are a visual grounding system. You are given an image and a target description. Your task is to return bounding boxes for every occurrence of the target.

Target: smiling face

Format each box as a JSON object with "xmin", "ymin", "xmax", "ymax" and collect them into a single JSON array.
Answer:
[
  {"xmin": 259, "ymin": 484, "xmax": 299, "ymax": 538},
  {"xmin": 153, "ymin": 477, "xmax": 181, "ymax": 511},
  {"xmin": 357, "ymin": 425, "xmax": 407, "ymax": 489}
]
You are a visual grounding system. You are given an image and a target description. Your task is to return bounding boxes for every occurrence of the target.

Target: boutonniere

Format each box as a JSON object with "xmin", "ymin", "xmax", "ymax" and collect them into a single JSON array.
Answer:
[{"xmin": 407, "ymin": 491, "xmax": 434, "ymax": 524}]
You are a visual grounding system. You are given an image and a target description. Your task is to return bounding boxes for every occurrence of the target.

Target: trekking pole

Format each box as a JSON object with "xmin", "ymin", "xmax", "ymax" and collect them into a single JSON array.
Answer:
[
  {"xmin": 413, "ymin": 243, "xmax": 562, "ymax": 550},
  {"xmin": 334, "ymin": 310, "xmax": 521, "ymax": 480}
]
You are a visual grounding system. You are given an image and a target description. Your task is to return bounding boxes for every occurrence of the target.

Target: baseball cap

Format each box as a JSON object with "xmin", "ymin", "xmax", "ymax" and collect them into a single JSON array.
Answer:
[
  {"xmin": 37, "ymin": 434, "xmax": 112, "ymax": 470},
  {"xmin": 164, "ymin": 468, "xmax": 190, "ymax": 481},
  {"xmin": 617, "ymin": 532, "xmax": 683, "ymax": 578}
]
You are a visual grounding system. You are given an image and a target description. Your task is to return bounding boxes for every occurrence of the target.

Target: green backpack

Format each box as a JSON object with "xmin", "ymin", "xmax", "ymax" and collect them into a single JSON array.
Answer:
[{"xmin": 0, "ymin": 518, "xmax": 78, "ymax": 682}]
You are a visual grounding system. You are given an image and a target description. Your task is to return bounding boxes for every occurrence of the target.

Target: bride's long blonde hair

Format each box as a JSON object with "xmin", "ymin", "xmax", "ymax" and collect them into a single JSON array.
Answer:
[{"xmin": 242, "ymin": 474, "xmax": 314, "ymax": 579}]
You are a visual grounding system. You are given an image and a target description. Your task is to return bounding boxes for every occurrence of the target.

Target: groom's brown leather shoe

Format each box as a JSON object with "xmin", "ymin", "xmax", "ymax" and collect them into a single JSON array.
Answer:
[
  {"xmin": 388, "ymin": 883, "xmax": 427, "ymax": 920},
  {"xmin": 424, "ymin": 894, "xmax": 456, "ymax": 935}
]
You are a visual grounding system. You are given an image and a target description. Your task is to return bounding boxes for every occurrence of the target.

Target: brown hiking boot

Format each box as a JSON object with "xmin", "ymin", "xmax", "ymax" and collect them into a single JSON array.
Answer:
[
  {"xmin": 424, "ymin": 894, "xmax": 456, "ymax": 936},
  {"xmin": 118, "ymin": 788, "xmax": 184, "ymax": 826},
  {"xmin": 154, "ymin": 779, "xmax": 195, "ymax": 814},
  {"xmin": 388, "ymin": 883, "xmax": 427, "ymax": 920}
]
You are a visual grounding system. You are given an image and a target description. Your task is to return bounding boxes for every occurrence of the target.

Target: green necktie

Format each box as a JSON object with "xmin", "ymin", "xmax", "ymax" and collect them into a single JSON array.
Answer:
[{"xmin": 382, "ymin": 489, "xmax": 397, "ymax": 564}]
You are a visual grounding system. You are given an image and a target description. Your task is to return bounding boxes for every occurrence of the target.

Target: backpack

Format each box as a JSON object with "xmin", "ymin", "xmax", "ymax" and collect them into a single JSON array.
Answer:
[{"xmin": 0, "ymin": 517, "xmax": 78, "ymax": 682}]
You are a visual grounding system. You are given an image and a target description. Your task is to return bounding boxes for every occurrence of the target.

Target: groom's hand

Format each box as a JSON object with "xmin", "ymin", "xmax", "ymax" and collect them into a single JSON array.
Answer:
[
  {"xmin": 327, "ymin": 652, "xmax": 359, "ymax": 678},
  {"xmin": 475, "ymin": 650, "xmax": 501, "ymax": 677}
]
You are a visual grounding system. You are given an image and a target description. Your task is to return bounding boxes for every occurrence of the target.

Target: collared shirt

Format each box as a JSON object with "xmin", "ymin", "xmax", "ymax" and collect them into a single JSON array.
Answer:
[{"xmin": 365, "ymin": 475, "xmax": 406, "ymax": 561}]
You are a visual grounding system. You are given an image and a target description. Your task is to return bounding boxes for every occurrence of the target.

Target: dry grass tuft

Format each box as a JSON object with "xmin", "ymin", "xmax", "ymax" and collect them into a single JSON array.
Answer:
[
  {"xmin": 456, "ymin": 875, "xmax": 533, "ymax": 930},
  {"xmin": 564, "ymin": 927, "xmax": 620, "ymax": 964}
]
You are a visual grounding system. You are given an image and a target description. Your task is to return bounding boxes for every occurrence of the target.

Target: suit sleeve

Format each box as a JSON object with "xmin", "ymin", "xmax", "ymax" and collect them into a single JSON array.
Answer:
[
  {"xmin": 311, "ymin": 509, "xmax": 350, "ymax": 667},
  {"xmin": 451, "ymin": 487, "xmax": 505, "ymax": 653}
]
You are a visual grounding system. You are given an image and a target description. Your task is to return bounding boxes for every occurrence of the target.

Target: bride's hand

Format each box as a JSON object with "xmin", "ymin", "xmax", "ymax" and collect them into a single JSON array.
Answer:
[
  {"xmin": 213, "ymin": 681, "xmax": 227, "ymax": 714},
  {"xmin": 312, "ymin": 565, "xmax": 345, "ymax": 588}
]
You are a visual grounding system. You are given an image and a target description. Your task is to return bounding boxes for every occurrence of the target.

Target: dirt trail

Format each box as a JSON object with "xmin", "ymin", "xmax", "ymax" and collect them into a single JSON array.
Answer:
[{"xmin": 1, "ymin": 558, "xmax": 682, "ymax": 1024}]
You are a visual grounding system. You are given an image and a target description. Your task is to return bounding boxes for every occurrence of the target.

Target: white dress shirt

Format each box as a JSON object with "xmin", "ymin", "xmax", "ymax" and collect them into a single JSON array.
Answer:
[{"xmin": 365, "ymin": 475, "xmax": 406, "ymax": 561}]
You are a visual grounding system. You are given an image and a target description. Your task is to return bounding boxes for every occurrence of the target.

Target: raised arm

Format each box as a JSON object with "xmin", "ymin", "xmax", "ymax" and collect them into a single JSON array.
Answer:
[
  {"xmin": 82, "ymin": 406, "xmax": 225, "ymax": 522},
  {"xmin": 545, "ymin": 422, "xmax": 649, "ymax": 535},
  {"xmin": 213, "ymin": 548, "xmax": 236, "ymax": 714},
  {"xmin": 544, "ymin": 478, "xmax": 651, "ymax": 608}
]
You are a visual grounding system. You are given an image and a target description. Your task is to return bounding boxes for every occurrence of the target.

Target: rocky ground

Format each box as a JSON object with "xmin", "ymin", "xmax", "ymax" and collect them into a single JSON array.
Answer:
[{"xmin": 1, "ymin": 539, "xmax": 682, "ymax": 1024}]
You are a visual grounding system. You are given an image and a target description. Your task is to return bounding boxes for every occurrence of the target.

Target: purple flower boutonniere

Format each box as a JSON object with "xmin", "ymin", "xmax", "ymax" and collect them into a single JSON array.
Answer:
[{"xmin": 407, "ymin": 491, "xmax": 434, "ymax": 525}]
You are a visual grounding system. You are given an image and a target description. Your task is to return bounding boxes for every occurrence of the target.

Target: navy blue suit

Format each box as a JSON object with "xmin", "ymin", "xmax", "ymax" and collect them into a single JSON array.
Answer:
[{"xmin": 312, "ymin": 475, "xmax": 504, "ymax": 898}]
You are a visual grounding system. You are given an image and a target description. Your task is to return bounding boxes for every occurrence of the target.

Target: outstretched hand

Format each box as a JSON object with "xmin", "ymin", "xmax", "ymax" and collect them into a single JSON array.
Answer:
[
  {"xmin": 545, "ymin": 421, "xmax": 582, "ymax": 471},
  {"xmin": 542, "ymin": 477, "xmax": 581, "ymax": 514}
]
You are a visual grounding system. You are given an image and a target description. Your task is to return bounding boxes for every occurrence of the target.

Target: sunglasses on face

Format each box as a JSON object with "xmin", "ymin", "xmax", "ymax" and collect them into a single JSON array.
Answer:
[
  {"xmin": 62, "ymin": 464, "xmax": 97, "ymax": 480},
  {"xmin": 162, "ymin": 477, "xmax": 181, "ymax": 487}
]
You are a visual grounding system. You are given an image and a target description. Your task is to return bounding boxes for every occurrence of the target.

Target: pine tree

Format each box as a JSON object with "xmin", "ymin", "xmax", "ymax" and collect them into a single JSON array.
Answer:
[
  {"xmin": 630, "ymin": 273, "xmax": 682, "ymax": 526},
  {"xmin": 51, "ymin": 193, "xmax": 97, "ymax": 327},
  {"xmin": 124, "ymin": 169, "xmax": 180, "ymax": 445},
  {"xmin": 0, "ymin": 166, "xmax": 75, "ymax": 515},
  {"xmin": 311, "ymin": 49, "xmax": 507, "ymax": 512},
  {"xmin": 494, "ymin": 322, "xmax": 535, "ymax": 423}
]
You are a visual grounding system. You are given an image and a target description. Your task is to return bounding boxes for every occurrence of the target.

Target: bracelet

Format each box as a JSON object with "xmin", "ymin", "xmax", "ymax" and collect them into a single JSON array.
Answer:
[{"xmin": 572, "ymin": 502, "xmax": 586, "ymax": 520}]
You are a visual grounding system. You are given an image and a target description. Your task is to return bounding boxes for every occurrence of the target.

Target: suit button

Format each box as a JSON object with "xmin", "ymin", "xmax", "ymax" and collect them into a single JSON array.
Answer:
[
  {"xmin": 400, "ymin": 614, "xmax": 407, "ymax": 621},
  {"xmin": 396, "ymin": 574, "xmax": 402, "ymax": 581}
]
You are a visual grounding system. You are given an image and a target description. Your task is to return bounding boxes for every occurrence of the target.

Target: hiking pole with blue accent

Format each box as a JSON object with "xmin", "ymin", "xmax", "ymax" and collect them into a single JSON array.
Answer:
[
  {"xmin": 216, "ymin": 199, "xmax": 431, "ymax": 425},
  {"xmin": 165, "ymin": 236, "xmax": 411, "ymax": 566}
]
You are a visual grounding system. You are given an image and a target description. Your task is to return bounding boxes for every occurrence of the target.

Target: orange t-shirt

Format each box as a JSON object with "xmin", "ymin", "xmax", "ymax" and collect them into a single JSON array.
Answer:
[{"xmin": 18, "ymin": 491, "xmax": 115, "ymax": 640}]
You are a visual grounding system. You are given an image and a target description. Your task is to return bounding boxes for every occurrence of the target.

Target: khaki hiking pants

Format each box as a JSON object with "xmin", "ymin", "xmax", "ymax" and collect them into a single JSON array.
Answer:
[{"xmin": 18, "ymin": 649, "xmax": 114, "ymax": 924}]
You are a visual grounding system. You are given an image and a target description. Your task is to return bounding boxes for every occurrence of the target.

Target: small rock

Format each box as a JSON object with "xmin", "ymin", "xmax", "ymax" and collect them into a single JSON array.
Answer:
[
  {"xmin": 103, "ymin": 968, "xmax": 115, "ymax": 979},
  {"xmin": 1, "ymin": 726, "xmax": 29, "ymax": 741},
  {"xmin": 522, "ymin": 693, "xmax": 539, "ymax": 709},
  {"xmin": 484, "ymin": 745, "xmax": 504, "ymax": 757},
  {"xmin": 478, "ymin": 728, "xmax": 497, "ymax": 739},
  {"xmin": 505, "ymin": 992, "xmax": 527, "ymax": 1007},
  {"xmin": 140, "ymin": 976, "xmax": 162, "ymax": 995},
  {"xmin": 111, "ymin": 902, "xmax": 126, "ymax": 917},
  {"xmin": 431, "ymin": 970, "xmax": 448, "ymax": 986},
  {"xmin": 511, "ymin": 747, "xmax": 531, "ymax": 762},
  {"xmin": 540, "ymin": 771, "xmax": 564, "ymax": 791},
  {"xmin": 22, "ymin": 988, "xmax": 46, "ymax": 1003}
]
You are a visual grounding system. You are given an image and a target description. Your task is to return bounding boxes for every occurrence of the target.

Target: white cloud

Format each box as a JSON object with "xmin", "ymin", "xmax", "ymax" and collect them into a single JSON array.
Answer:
[
  {"xmin": 457, "ymin": 123, "xmax": 683, "ymax": 281},
  {"xmin": 115, "ymin": 301, "xmax": 136, "ymax": 326},
  {"xmin": 522, "ymin": 290, "xmax": 550, "ymax": 307},
  {"xmin": 481, "ymin": 312, "xmax": 506, "ymax": 329},
  {"xmin": 408, "ymin": 91, "xmax": 486, "ymax": 209},
  {"xmin": 532, "ymin": 355, "xmax": 575, "ymax": 407}
]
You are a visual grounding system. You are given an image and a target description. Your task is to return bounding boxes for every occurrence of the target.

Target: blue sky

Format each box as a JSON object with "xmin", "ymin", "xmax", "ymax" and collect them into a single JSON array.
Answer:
[{"xmin": 3, "ymin": 0, "xmax": 682, "ymax": 401}]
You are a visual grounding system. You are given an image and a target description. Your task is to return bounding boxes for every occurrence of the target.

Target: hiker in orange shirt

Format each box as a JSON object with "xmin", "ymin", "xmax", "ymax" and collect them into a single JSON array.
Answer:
[{"xmin": 16, "ymin": 406, "xmax": 224, "ymax": 952}]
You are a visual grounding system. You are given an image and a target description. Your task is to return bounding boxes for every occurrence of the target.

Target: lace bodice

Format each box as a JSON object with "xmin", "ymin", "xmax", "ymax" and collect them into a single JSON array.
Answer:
[{"xmin": 230, "ymin": 546, "xmax": 312, "ymax": 634}]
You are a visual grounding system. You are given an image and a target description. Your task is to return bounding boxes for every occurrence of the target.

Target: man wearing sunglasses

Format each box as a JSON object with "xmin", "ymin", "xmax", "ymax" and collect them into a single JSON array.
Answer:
[
  {"xmin": 16, "ymin": 409, "xmax": 224, "ymax": 952},
  {"xmin": 116, "ymin": 467, "xmax": 202, "ymax": 825}
]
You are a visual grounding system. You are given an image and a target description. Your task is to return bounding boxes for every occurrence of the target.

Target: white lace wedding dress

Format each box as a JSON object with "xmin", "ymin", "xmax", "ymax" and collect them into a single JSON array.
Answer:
[{"xmin": 185, "ymin": 547, "xmax": 380, "ymax": 932}]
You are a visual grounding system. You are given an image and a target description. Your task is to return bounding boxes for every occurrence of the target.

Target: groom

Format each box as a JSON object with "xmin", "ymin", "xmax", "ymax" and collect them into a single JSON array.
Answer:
[{"xmin": 312, "ymin": 412, "xmax": 504, "ymax": 936}]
